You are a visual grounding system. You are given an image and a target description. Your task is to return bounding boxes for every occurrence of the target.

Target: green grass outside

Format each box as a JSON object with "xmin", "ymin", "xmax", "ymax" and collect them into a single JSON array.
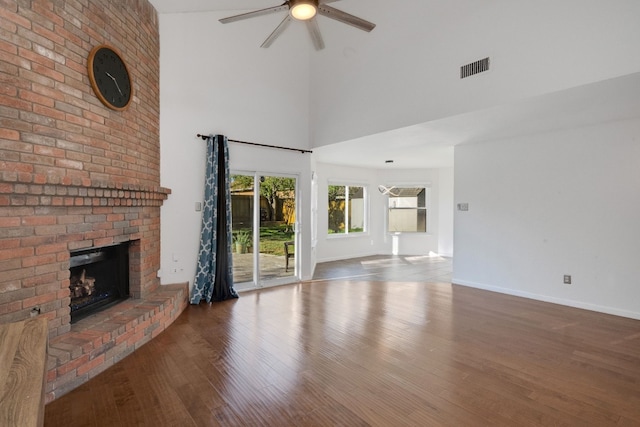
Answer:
[{"xmin": 233, "ymin": 225, "xmax": 294, "ymax": 256}]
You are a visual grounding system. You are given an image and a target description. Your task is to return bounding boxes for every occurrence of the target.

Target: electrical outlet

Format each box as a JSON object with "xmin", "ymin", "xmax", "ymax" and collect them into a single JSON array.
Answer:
[{"xmin": 563, "ymin": 275, "xmax": 572, "ymax": 284}]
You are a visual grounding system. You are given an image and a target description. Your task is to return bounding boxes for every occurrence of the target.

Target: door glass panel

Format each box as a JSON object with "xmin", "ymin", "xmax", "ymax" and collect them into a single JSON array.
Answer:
[
  {"xmin": 230, "ymin": 174, "xmax": 255, "ymax": 284},
  {"xmin": 230, "ymin": 173, "xmax": 298, "ymax": 289},
  {"xmin": 258, "ymin": 175, "xmax": 296, "ymax": 282}
]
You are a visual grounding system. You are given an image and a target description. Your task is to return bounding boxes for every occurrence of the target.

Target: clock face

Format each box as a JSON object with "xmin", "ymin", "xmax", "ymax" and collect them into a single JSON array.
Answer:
[{"xmin": 88, "ymin": 45, "xmax": 132, "ymax": 110}]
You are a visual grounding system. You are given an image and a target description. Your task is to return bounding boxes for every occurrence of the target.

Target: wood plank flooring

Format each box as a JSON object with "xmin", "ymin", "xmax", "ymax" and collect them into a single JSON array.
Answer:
[
  {"xmin": 312, "ymin": 254, "xmax": 452, "ymax": 283},
  {"xmin": 45, "ymin": 277, "xmax": 640, "ymax": 426}
]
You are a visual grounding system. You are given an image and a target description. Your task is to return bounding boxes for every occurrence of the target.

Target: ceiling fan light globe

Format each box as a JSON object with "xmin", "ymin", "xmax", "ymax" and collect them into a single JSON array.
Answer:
[{"xmin": 290, "ymin": 3, "xmax": 317, "ymax": 20}]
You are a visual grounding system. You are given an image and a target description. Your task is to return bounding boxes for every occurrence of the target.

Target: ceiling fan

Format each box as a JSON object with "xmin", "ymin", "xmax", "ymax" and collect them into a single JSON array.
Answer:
[{"xmin": 219, "ymin": 0, "xmax": 375, "ymax": 50}]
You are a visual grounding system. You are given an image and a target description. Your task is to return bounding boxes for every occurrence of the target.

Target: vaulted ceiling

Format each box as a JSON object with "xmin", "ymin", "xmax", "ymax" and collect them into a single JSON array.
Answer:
[{"xmin": 149, "ymin": 0, "xmax": 640, "ymax": 169}]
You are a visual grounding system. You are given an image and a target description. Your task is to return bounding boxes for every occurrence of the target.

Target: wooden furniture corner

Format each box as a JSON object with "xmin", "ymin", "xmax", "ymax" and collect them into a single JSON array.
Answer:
[
  {"xmin": 0, "ymin": 317, "xmax": 49, "ymax": 427},
  {"xmin": 284, "ymin": 241, "xmax": 295, "ymax": 272}
]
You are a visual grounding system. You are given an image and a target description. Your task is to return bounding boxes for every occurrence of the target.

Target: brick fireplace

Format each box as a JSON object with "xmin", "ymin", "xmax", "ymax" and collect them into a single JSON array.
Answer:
[
  {"xmin": 0, "ymin": 0, "xmax": 188, "ymax": 400},
  {"xmin": 0, "ymin": 180, "xmax": 171, "ymax": 335}
]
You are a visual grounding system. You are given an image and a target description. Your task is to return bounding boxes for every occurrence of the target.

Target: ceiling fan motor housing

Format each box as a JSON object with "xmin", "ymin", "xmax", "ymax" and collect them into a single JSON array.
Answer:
[{"xmin": 289, "ymin": 0, "xmax": 319, "ymax": 21}]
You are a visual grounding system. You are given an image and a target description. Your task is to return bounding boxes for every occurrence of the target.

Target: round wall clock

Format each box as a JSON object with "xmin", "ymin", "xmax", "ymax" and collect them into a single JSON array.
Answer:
[{"xmin": 87, "ymin": 45, "xmax": 133, "ymax": 111}]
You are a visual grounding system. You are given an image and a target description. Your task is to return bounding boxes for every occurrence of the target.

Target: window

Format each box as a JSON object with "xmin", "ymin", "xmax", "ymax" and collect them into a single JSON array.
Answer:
[
  {"xmin": 387, "ymin": 186, "xmax": 428, "ymax": 232},
  {"xmin": 328, "ymin": 184, "xmax": 366, "ymax": 234}
]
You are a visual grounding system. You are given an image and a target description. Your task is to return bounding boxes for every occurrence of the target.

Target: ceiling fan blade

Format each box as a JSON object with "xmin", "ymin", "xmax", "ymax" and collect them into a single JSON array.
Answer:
[
  {"xmin": 220, "ymin": 4, "xmax": 288, "ymax": 24},
  {"xmin": 261, "ymin": 15, "xmax": 292, "ymax": 48},
  {"xmin": 317, "ymin": 4, "xmax": 376, "ymax": 32},
  {"xmin": 306, "ymin": 18, "xmax": 325, "ymax": 50}
]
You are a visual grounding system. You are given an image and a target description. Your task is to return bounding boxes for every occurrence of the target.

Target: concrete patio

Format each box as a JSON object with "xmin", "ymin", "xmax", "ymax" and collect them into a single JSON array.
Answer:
[{"xmin": 232, "ymin": 252, "xmax": 294, "ymax": 283}]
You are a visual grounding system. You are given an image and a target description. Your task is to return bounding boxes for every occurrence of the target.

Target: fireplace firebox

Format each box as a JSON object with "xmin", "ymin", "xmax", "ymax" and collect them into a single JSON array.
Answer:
[{"xmin": 69, "ymin": 243, "xmax": 130, "ymax": 323}]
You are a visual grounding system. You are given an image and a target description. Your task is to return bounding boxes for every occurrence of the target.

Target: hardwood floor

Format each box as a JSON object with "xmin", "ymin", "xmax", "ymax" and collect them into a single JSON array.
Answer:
[
  {"xmin": 45, "ymin": 271, "xmax": 640, "ymax": 425},
  {"xmin": 311, "ymin": 254, "xmax": 452, "ymax": 283}
]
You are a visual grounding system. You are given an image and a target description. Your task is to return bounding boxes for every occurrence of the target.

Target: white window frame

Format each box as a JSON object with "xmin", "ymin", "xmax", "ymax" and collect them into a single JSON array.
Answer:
[
  {"xmin": 383, "ymin": 184, "xmax": 431, "ymax": 234},
  {"xmin": 327, "ymin": 182, "xmax": 368, "ymax": 237}
]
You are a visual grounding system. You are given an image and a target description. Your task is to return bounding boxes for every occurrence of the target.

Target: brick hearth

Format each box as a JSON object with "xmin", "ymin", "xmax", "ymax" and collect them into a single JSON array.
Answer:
[
  {"xmin": 0, "ymin": 0, "xmax": 187, "ymax": 400},
  {"xmin": 46, "ymin": 282, "xmax": 188, "ymax": 402}
]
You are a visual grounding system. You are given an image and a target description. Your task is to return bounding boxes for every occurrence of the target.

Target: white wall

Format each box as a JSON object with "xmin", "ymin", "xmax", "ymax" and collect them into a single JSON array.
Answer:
[
  {"xmin": 314, "ymin": 163, "xmax": 454, "ymax": 263},
  {"xmin": 438, "ymin": 167, "xmax": 454, "ymax": 257},
  {"xmin": 158, "ymin": 11, "xmax": 313, "ymax": 287},
  {"xmin": 310, "ymin": 0, "xmax": 640, "ymax": 147},
  {"xmin": 453, "ymin": 117, "xmax": 640, "ymax": 319},
  {"xmin": 375, "ymin": 168, "xmax": 445, "ymax": 256},
  {"xmin": 314, "ymin": 163, "xmax": 382, "ymax": 262},
  {"xmin": 155, "ymin": 2, "xmax": 640, "ymax": 308}
]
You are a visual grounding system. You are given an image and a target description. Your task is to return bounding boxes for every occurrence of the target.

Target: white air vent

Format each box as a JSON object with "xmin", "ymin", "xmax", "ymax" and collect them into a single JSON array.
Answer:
[{"xmin": 460, "ymin": 57, "xmax": 490, "ymax": 79}]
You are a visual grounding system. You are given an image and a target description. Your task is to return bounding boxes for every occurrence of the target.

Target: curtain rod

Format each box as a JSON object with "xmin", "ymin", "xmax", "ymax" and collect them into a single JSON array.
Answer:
[{"xmin": 196, "ymin": 134, "xmax": 313, "ymax": 154}]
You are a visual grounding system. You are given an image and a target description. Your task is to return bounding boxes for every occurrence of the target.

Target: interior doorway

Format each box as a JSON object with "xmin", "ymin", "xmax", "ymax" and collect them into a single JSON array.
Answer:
[{"xmin": 230, "ymin": 172, "xmax": 298, "ymax": 290}]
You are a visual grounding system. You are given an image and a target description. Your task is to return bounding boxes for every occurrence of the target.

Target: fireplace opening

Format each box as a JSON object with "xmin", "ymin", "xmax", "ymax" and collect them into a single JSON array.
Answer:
[{"xmin": 69, "ymin": 242, "xmax": 130, "ymax": 323}]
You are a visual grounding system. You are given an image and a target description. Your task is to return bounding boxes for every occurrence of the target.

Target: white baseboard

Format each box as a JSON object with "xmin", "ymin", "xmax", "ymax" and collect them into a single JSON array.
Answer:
[{"xmin": 452, "ymin": 278, "xmax": 640, "ymax": 321}]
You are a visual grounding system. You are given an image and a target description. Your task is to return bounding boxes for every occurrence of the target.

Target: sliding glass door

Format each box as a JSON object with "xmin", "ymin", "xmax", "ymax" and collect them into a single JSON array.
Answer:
[
  {"xmin": 230, "ymin": 174, "xmax": 255, "ymax": 285},
  {"xmin": 230, "ymin": 172, "xmax": 298, "ymax": 290}
]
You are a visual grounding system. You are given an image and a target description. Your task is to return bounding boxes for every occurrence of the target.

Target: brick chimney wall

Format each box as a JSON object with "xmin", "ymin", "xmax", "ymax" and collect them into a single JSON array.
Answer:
[{"xmin": 0, "ymin": 0, "xmax": 170, "ymax": 338}]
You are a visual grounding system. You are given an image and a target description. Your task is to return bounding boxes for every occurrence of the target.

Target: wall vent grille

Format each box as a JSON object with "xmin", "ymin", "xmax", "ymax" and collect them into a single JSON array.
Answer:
[{"xmin": 460, "ymin": 57, "xmax": 490, "ymax": 79}]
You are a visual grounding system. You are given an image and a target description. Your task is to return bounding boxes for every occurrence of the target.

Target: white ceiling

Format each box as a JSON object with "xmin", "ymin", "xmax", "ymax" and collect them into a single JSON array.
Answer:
[
  {"xmin": 149, "ymin": 0, "xmax": 295, "ymax": 13},
  {"xmin": 149, "ymin": 0, "xmax": 640, "ymax": 169},
  {"xmin": 313, "ymin": 72, "xmax": 640, "ymax": 169}
]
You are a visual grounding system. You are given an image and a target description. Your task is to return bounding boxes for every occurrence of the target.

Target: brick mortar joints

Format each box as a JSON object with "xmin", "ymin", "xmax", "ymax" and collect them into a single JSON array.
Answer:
[{"xmin": 0, "ymin": 174, "xmax": 171, "ymax": 197}]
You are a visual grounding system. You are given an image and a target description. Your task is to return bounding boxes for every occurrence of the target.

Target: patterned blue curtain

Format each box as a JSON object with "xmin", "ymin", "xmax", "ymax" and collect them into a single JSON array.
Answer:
[{"xmin": 190, "ymin": 134, "xmax": 238, "ymax": 304}]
